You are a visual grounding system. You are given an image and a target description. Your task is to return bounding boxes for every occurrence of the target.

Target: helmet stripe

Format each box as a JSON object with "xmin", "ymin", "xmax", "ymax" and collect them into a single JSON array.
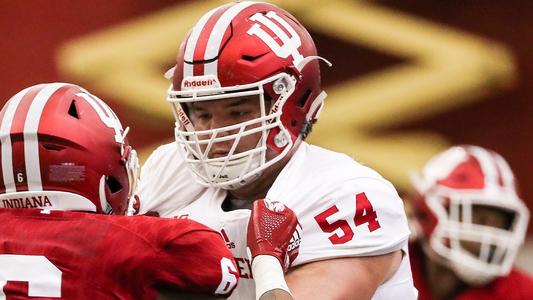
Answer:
[
  {"xmin": 9, "ymin": 85, "xmax": 46, "ymax": 192},
  {"xmin": 492, "ymin": 152, "xmax": 516, "ymax": 191},
  {"xmin": 192, "ymin": 4, "xmax": 232, "ymax": 77},
  {"xmin": 491, "ymin": 152, "xmax": 506, "ymax": 187},
  {"xmin": 23, "ymin": 83, "xmax": 68, "ymax": 191},
  {"xmin": 0, "ymin": 86, "xmax": 32, "ymax": 192},
  {"xmin": 203, "ymin": 1, "xmax": 256, "ymax": 76},
  {"xmin": 183, "ymin": 5, "xmax": 223, "ymax": 78}
]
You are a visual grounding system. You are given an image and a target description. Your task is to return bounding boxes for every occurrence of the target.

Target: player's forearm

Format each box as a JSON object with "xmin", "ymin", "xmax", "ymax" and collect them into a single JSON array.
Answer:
[
  {"xmin": 258, "ymin": 289, "xmax": 294, "ymax": 300},
  {"xmin": 253, "ymin": 255, "xmax": 293, "ymax": 300}
]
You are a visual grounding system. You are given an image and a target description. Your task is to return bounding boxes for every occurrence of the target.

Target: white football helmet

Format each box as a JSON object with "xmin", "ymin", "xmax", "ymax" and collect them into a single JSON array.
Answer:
[
  {"xmin": 411, "ymin": 145, "xmax": 529, "ymax": 285},
  {"xmin": 166, "ymin": 1, "xmax": 329, "ymax": 190}
]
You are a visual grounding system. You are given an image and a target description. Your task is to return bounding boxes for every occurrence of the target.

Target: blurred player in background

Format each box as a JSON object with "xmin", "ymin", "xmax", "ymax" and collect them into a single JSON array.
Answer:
[
  {"xmin": 139, "ymin": 1, "xmax": 417, "ymax": 299},
  {"xmin": 0, "ymin": 83, "xmax": 238, "ymax": 299},
  {"xmin": 409, "ymin": 145, "xmax": 533, "ymax": 300}
]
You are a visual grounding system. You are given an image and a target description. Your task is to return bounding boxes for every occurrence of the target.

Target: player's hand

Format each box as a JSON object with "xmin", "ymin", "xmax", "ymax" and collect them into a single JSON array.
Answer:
[{"xmin": 247, "ymin": 199, "xmax": 302, "ymax": 272}]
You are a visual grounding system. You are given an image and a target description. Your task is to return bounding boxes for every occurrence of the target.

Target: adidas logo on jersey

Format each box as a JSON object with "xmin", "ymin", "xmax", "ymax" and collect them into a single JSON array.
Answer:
[
  {"xmin": 218, "ymin": 229, "xmax": 255, "ymax": 279},
  {"xmin": 220, "ymin": 229, "xmax": 235, "ymax": 249},
  {"xmin": 287, "ymin": 223, "xmax": 302, "ymax": 252}
]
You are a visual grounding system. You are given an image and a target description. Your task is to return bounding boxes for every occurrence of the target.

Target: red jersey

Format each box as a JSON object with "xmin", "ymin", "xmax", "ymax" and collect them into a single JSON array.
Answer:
[
  {"xmin": 409, "ymin": 241, "xmax": 533, "ymax": 300},
  {"xmin": 0, "ymin": 208, "xmax": 238, "ymax": 299}
]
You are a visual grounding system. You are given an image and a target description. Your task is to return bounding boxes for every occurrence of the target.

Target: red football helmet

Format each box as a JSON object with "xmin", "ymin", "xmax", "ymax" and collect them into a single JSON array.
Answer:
[
  {"xmin": 0, "ymin": 83, "xmax": 139, "ymax": 215},
  {"xmin": 166, "ymin": 1, "xmax": 329, "ymax": 189},
  {"xmin": 410, "ymin": 145, "xmax": 529, "ymax": 285}
]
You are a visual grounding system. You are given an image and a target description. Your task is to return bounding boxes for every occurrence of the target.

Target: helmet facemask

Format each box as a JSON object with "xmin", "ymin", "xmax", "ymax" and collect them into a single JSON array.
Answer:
[
  {"xmin": 168, "ymin": 72, "xmax": 296, "ymax": 189},
  {"xmin": 424, "ymin": 187, "xmax": 529, "ymax": 285}
]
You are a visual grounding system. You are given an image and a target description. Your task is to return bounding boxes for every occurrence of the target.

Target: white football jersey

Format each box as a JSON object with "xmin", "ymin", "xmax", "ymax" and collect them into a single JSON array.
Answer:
[{"xmin": 139, "ymin": 142, "xmax": 418, "ymax": 300}]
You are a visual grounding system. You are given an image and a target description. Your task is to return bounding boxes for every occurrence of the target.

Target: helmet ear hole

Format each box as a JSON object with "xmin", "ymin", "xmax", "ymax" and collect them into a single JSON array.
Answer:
[
  {"xmin": 105, "ymin": 176, "xmax": 123, "ymax": 194},
  {"xmin": 296, "ymin": 89, "xmax": 312, "ymax": 108},
  {"xmin": 68, "ymin": 100, "xmax": 79, "ymax": 119}
]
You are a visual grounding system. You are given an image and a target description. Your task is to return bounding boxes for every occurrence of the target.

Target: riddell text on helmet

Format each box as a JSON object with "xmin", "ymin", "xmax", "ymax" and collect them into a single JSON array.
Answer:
[
  {"xmin": 183, "ymin": 79, "xmax": 217, "ymax": 88},
  {"xmin": 177, "ymin": 107, "xmax": 191, "ymax": 127}
]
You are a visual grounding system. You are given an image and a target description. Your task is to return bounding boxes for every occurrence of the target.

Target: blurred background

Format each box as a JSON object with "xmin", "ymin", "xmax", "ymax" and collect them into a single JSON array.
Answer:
[{"xmin": 1, "ymin": 0, "xmax": 531, "ymax": 271}]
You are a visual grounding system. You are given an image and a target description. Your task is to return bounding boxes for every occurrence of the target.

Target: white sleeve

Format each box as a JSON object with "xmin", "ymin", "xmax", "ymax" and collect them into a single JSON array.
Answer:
[
  {"xmin": 294, "ymin": 177, "xmax": 410, "ymax": 265},
  {"xmin": 137, "ymin": 143, "xmax": 205, "ymax": 216}
]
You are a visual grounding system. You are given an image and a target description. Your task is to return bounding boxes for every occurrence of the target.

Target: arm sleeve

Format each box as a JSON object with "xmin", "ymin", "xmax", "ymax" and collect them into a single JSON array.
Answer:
[
  {"xmin": 137, "ymin": 144, "xmax": 204, "ymax": 215},
  {"xmin": 137, "ymin": 145, "xmax": 169, "ymax": 214}
]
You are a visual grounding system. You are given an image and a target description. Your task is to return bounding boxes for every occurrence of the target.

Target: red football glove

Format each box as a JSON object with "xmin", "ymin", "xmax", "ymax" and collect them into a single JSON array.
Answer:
[{"xmin": 247, "ymin": 199, "xmax": 302, "ymax": 272}]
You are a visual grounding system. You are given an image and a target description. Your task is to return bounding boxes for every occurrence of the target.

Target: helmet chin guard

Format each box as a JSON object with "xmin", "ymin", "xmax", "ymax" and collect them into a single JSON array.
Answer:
[{"xmin": 424, "ymin": 190, "xmax": 528, "ymax": 285}]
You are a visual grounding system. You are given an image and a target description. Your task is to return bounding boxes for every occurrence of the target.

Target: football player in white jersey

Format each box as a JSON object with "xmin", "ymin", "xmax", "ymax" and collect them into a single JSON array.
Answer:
[{"xmin": 138, "ymin": 1, "xmax": 417, "ymax": 299}]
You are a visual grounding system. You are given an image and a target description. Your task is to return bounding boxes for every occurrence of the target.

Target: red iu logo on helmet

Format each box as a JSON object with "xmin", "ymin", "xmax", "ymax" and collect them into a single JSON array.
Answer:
[{"xmin": 247, "ymin": 11, "xmax": 304, "ymax": 67}]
